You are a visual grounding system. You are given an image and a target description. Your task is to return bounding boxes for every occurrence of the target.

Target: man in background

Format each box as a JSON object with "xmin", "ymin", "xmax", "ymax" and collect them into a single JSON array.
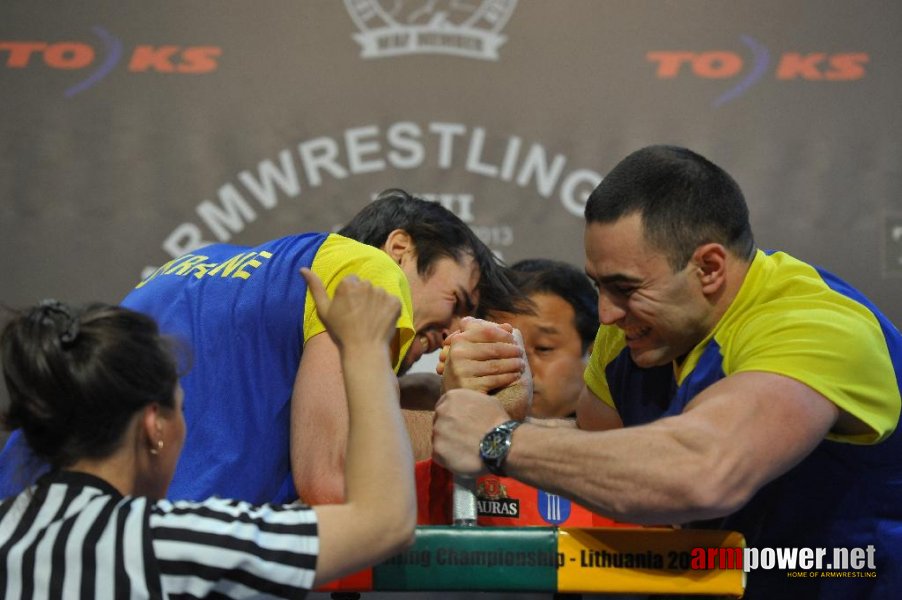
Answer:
[{"xmin": 490, "ymin": 259, "xmax": 599, "ymax": 419}]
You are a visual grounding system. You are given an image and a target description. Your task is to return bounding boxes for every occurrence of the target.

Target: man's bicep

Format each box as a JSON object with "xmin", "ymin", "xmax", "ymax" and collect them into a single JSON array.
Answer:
[
  {"xmin": 576, "ymin": 385, "xmax": 622, "ymax": 431},
  {"xmin": 676, "ymin": 371, "xmax": 840, "ymax": 505},
  {"xmin": 291, "ymin": 332, "xmax": 348, "ymax": 504}
]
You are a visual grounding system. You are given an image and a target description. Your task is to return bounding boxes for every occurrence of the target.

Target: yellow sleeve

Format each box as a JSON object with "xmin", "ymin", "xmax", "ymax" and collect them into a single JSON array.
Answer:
[
  {"xmin": 726, "ymin": 297, "xmax": 900, "ymax": 444},
  {"xmin": 304, "ymin": 234, "xmax": 415, "ymax": 373},
  {"xmin": 583, "ymin": 325, "xmax": 621, "ymax": 411}
]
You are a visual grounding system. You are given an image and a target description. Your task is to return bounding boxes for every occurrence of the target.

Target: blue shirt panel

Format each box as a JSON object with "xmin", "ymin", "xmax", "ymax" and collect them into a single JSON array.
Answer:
[{"xmin": 124, "ymin": 233, "xmax": 328, "ymax": 504}]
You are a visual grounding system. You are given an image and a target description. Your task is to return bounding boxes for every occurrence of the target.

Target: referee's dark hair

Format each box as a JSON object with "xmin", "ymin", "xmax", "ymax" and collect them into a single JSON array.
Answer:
[
  {"xmin": 338, "ymin": 188, "xmax": 528, "ymax": 317},
  {"xmin": 1, "ymin": 301, "xmax": 180, "ymax": 468}
]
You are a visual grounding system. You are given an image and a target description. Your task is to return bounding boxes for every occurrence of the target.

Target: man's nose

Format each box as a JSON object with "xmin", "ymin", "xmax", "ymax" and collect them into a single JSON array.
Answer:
[{"xmin": 598, "ymin": 292, "xmax": 626, "ymax": 325}]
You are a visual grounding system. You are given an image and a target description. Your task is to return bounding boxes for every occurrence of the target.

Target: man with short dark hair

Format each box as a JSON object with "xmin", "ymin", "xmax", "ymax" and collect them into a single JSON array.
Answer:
[
  {"xmin": 488, "ymin": 258, "xmax": 598, "ymax": 419},
  {"xmin": 433, "ymin": 146, "xmax": 902, "ymax": 598}
]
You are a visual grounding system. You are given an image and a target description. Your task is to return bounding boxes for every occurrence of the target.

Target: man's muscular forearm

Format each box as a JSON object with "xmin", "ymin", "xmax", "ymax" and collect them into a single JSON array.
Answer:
[
  {"xmin": 525, "ymin": 416, "xmax": 578, "ymax": 428},
  {"xmin": 402, "ymin": 408, "xmax": 435, "ymax": 460}
]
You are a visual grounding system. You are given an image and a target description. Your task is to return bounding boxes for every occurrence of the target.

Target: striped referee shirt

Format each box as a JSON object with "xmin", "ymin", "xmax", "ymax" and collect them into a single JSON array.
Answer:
[{"xmin": 0, "ymin": 470, "xmax": 318, "ymax": 599}]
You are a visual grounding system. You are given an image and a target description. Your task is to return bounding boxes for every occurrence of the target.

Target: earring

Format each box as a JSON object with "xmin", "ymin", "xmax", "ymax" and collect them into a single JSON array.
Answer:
[{"xmin": 149, "ymin": 439, "xmax": 164, "ymax": 455}]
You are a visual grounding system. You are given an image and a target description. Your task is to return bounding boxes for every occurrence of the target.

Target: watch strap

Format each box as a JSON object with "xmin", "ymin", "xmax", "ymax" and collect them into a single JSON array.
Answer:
[{"xmin": 482, "ymin": 419, "xmax": 522, "ymax": 476}]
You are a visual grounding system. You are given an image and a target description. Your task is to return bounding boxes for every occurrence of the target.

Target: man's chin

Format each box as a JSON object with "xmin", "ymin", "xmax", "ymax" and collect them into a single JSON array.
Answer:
[
  {"xmin": 628, "ymin": 347, "xmax": 671, "ymax": 369},
  {"xmin": 398, "ymin": 353, "xmax": 417, "ymax": 377},
  {"xmin": 398, "ymin": 344, "xmax": 428, "ymax": 376},
  {"xmin": 396, "ymin": 362, "xmax": 411, "ymax": 377}
]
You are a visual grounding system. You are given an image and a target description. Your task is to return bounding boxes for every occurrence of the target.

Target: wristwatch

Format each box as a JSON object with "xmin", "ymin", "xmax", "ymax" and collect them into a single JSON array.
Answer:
[{"xmin": 479, "ymin": 420, "xmax": 522, "ymax": 476}]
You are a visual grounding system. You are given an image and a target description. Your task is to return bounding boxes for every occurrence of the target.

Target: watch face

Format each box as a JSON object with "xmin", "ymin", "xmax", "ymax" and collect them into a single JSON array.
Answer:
[{"xmin": 480, "ymin": 430, "xmax": 509, "ymax": 460}]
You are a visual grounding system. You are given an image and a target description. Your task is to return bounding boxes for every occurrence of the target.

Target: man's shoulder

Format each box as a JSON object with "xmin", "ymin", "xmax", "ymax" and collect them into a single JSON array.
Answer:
[
  {"xmin": 723, "ymin": 250, "xmax": 883, "ymax": 337},
  {"xmin": 315, "ymin": 233, "xmax": 402, "ymax": 277},
  {"xmin": 320, "ymin": 233, "xmax": 392, "ymax": 260}
]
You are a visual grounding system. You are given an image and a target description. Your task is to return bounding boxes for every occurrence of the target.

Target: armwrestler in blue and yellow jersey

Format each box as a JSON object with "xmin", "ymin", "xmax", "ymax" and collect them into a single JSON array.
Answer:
[
  {"xmin": 584, "ymin": 254, "xmax": 901, "ymax": 597},
  {"xmin": 2, "ymin": 190, "xmax": 524, "ymax": 507},
  {"xmin": 0, "ymin": 233, "xmax": 415, "ymax": 504},
  {"xmin": 121, "ymin": 233, "xmax": 415, "ymax": 504},
  {"xmin": 429, "ymin": 147, "xmax": 900, "ymax": 600}
]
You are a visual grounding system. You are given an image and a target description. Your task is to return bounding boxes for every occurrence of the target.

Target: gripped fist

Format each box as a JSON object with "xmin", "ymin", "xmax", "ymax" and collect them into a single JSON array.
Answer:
[
  {"xmin": 492, "ymin": 328, "xmax": 533, "ymax": 421},
  {"xmin": 432, "ymin": 388, "xmax": 510, "ymax": 477},
  {"xmin": 437, "ymin": 316, "xmax": 525, "ymax": 394},
  {"xmin": 301, "ymin": 268, "xmax": 400, "ymax": 349}
]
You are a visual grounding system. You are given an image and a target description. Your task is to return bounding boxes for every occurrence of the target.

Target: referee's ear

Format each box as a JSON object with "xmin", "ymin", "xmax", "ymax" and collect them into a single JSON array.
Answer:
[{"xmin": 141, "ymin": 403, "xmax": 165, "ymax": 455}]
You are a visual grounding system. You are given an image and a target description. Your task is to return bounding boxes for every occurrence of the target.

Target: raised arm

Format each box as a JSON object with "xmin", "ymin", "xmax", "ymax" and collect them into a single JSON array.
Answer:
[
  {"xmin": 291, "ymin": 332, "xmax": 349, "ymax": 504},
  {"xmin": 298, "ymin": 268, "xmax": 416, "ymax": 586}
]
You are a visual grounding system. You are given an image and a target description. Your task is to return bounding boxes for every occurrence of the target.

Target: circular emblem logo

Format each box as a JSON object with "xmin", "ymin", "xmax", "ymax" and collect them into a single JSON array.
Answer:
[{"xmin": 538, "ymin": 489, "xmax": 571, "ymax": 525}]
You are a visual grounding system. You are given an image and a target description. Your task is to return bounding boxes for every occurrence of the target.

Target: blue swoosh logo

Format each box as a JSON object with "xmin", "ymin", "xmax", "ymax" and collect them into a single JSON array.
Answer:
[
  {"xmin": 65, "ymin": 26, "xmax": 122, "ymax": 97},
  {"xmin": 713, "ymin": 34, "xmax": 769, "ymax": 107}
]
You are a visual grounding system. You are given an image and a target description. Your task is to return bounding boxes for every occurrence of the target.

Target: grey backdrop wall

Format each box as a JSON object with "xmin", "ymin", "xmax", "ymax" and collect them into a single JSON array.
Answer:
[{"xmin": 2, "ymin": 1, "xmax": 900, "ymax": 407}]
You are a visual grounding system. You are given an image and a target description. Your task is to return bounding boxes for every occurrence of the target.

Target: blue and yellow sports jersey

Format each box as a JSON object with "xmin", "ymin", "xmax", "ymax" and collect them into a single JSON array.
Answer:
[
  {"xmin": 0, "ymin": 233, "xmax": 415, "ymax": 505},
  {"xmin": 584, "ymin": 249, "xmax": 901, "ymax": 598}
]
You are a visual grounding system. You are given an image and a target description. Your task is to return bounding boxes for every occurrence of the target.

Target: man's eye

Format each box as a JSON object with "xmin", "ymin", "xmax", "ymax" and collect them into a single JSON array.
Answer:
[{"xmin": 535, "ymin": 346, "xmax": 554, "ymax": 354}]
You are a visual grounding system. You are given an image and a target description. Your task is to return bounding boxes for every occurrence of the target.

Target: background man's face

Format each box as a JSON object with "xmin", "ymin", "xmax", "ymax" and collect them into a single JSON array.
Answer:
[{"xmin": 491, "ymin": 292, "xmax": 587, "ymax": 419}]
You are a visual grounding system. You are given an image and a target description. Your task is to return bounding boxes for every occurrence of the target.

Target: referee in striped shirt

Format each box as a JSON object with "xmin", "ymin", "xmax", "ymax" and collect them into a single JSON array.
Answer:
[{"xmin": 0, "ymin": 269, "xmax": 415, "ymax": 599}]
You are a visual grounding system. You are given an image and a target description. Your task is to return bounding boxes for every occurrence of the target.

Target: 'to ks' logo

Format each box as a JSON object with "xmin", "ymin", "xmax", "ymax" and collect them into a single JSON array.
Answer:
[
  {"xmin": 1, "ymin": 26, "xmax": 222, "ymax": 97},
  {"xmin": 647, "ymin": 34, "xmax": 869, "ymax": 107},
  {"xmin": 344, "ymin": 0, "xmax": 517, "ymax": 60}
]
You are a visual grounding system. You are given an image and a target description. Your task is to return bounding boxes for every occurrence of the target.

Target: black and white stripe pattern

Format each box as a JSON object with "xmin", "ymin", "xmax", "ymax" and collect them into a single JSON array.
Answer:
[{"xmin": 0, "ymin": 471, "xmax": 318, "ymax": 599}]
